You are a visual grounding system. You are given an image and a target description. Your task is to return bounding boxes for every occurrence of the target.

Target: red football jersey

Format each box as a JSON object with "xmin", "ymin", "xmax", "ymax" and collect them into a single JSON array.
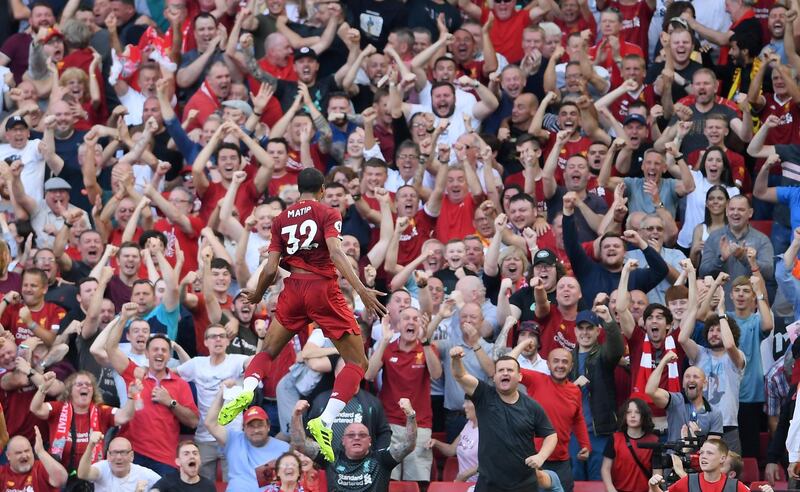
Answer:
[{"xmin": 269, "ymin": 200, "xmax": 342, "ymax": 278}]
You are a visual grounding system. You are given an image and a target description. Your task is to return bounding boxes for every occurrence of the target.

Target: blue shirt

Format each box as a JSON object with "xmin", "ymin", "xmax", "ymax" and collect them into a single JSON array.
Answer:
[
  {"xmin": 776, "ymin": 186, "xmax": 800, "ymax": 231},
  {"xmin": 225, "ymin": 430, "xmax": 290, "ymax": 491},
  {"xmin": 730, "ymin": 311, "xmax": 767, "ymax": 403},
  {"xmin": 145, "ymin": 303, "xmax": 180, "ymax": 341}
]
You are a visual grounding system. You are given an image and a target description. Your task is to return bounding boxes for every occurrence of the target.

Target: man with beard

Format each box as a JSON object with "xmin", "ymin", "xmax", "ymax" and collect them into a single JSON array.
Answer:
[
  {"xmin": 0, "ymin": 268, "xmax": 65, "ymax": 346},
  {"xmin": 0, "ymin": 2, "xmax": 56, "ymax": 82},
  {"xmin": 152, "ymin": 441, "xmax": 216, "ymax": 491},
  {"xmin": 0, "ymin": 428, "xmax": 68, "ymax": 491},
  {"xmin": 181, "ymin": 61, "xmax": 231, "ymax": 133},
  {"xmin": 562, "ymin": 193, "xmax": 669, "ymax": 304},
  {"xmin": 0, "ymin": 116, "xmax": 62, "ymax": 205},
  {"xmin": 715, "ymin": 30, "xmax": 763, "ymax": 97},
  {"xmin": 220, "ymin": 292, "xmax": 260, "ymax": 355},
  {"xmin": 106, "ymin": 315, "xmax": 199, "ymax": 476},
  {"xmin": 760, "ymin": 4, "xmax": 788, "ymax": 61},
  {"xmin": 656, "ymin": 70, "xmax": 750, "ymax": 154},
  {"xmin": 404, "ymin": 78, "xmax": 499, "ymax": 149},
  {"xmin": 451, "ymin": 349, "xmax": 557, "ymax": 491},
  {"xmin": 77, "ymin": 435, "xmax": 161, "ymax": 491},
  {"xmin": 176, "ymin": 325, "xmax": 249, "ymax": 481},
  {"xmin": 341, "ymin": 48, "xmax": 392, "ymax": 113},
  {"xmin": 687, "ymin": 0, "xmax": 763, "ymax": 67},
  {"xmin": 206, "ymin": 392, "xmax": 289, "ymax": 489},
  {"xmin": 646, "ymin": 352, "xmax": 724, "ymax": 443},
  {"xmin": 679, "ymin": 266, "xmax": 746, "ymax": 453},
  {"xmin": 485, "ymin": 65, "xmax": 532, "ymax": 136}
]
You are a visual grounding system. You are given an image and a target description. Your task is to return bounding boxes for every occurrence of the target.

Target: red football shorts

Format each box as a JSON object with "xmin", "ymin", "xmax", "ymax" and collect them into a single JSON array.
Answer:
[{"xmin": 274, "ymin": 273, "xmax": 361, "ymax": 339}]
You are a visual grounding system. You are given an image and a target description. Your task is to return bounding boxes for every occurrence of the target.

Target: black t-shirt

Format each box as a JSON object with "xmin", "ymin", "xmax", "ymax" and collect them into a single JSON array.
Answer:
[
  {"xmin": 275, "ymin": 75, "xmax": 340, "ymax": 113},
  {"xmin": 344, "ymin": 0, "xmax": 408, "ymax": 50},
  {"xmin": 152, "ymin": 473, "xmax": 217, "ymax": 492},
  {"xmin": 732, "ymin": 17, "xmax": 764, "ymax": 57},
  {"xmin": 406, "ymin": 0, "xmax": 462, "ymax": 37},
  {"xmin": 509, "ymin": 287, "xmax": 557, "ymax": 324},
  {"xmin": 433, "ymin": 267, "xmax": 478, "ymax": 295},
  {"xmin": 45, "ymin": 281, "xmax": 80, "ymax": 313},
  {"xmin": 321, "ymin": 448, "xmax": 398, "ymax": 492},
  {"xmin": 307, "ymin": 389, "xmax": 392, "ymax": 453},
  {"xmin": 469, "ymin": 380, "xmax": 555, "ymax": 491},
  {"xmin": 624, "ymin": 143, "xmax": 653, "ymax": 179},
  {"xmin": 644, "ymin": 60, "xmax": 703, "ymax": 102},
  {"xmin": 62, "ymin": 260, "xmax": 93, "ymax": 284},
  {"xmin": 351, "ymin": 84, "xmax": 376, "ymax": 113},
  {"xmin": 77, "ymin": 330, "xmax": 121, "ymax": 407},
  {"xmin": 524, "ymin": 60, "xmax": 548, "ymax": 100},
  {"xmin": 669, "ymin": 103, "xmax": 740, "ymax": 154},
  {"xmin": 288, "ymin": 22, "xmax": 350, "ymax": 79}
]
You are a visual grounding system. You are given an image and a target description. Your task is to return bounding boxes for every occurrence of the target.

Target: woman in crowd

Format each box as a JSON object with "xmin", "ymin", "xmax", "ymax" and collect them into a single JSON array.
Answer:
[{"xmin": 601, "ymin": 398, "xmax": 661, "ymax": 492}]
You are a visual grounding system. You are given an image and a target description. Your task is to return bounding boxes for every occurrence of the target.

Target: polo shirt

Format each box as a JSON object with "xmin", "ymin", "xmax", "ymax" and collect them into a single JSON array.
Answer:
[
  {"xmin": 119, "ymin": 360, "xmax": 198, "ymax": 465},
  {"xmin": 379, "ymin": 340, "xmax": 433, "ymax": 428}
]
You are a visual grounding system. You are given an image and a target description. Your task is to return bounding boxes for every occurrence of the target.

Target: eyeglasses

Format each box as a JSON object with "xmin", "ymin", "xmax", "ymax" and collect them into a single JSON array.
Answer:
[
  {"xmin": 344, "ymin": 432, "xmax": 370, "ymax": 439},
  {"xmin": 108, "ymin": 449, "xmax": 133, "ymax": 456},
  {"xmin": 205, "ymin": 333, "xmax": 226, "ymax": 340}
]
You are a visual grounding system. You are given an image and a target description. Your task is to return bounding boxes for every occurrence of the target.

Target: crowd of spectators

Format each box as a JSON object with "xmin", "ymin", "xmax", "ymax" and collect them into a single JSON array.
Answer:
[{"xmin": 0, "ymin": 0, "xmax": 799, "ymax": 489}]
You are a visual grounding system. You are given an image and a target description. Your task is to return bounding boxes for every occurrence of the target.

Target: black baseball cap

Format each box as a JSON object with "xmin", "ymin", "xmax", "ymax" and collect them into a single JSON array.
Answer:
[
  {"xmin": 533, "ymin": 249, "xmax": 557, "ymax": 267},
  {"xmin": 294, "ymin": 47, "xmax": 318, "ymax": 61},
  {"xmin": 5, "ymin": 116, "xmax": 28, "ymax": 131}
]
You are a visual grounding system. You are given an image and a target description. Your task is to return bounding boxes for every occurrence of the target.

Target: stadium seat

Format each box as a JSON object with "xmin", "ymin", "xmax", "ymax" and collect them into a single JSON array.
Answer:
[
  {"xmin": 741, "ymin": 457, "xmax": 760, "ymax": 484},
  {"xmin": 427, "ymin": 482, "xmax": 474, "ymax": 492},
  {"xmin": 751, "ymin": 220, "xmax": 773, "ymax": 238},
  {"xmin": 574, "ymin": 481, "xmax": 608, "ymax": 492},
  {"xmin": 389, "ymin": 481, "xmax": 421, "ymax": 492},
  {"xmin": 442, "ymin": 456, "xmax": 460, "ymax": 481}
]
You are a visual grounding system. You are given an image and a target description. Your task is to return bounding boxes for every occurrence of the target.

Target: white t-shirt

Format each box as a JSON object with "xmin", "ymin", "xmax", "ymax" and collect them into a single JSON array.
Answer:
[
  {"xmin": 120, "ymin": 88, "xmax": 148, "ymax": 126},
  {"xmin": 0, "ymin": 140, "xmax": 45, "ymax": 202},
  {"xmin": 177, "ymin": 353, "xmax": 250, "ymax": 442},
  {"xmin": 91, "ymin": 461, "xmax": 161, "ymax": 492},
  {"xmin": 676, "ymin": 170, "xmax": 740, "ymax": 248}
]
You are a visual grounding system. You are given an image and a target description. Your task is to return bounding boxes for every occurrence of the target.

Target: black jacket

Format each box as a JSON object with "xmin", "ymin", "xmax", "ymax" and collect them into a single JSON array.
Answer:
[{"xmin": 570, "ymin": 318, "xmax": 625, "ymax": 436}]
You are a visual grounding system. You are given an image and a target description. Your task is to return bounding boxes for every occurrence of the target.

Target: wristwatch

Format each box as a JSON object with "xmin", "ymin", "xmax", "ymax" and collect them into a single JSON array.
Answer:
[
  {"xmin": 169, "ymin": 399, "xmax": 178, "ymax": 409},
  {"xmin": 719, "ymin": 313, "xmax": 728, "ymax": 320}
]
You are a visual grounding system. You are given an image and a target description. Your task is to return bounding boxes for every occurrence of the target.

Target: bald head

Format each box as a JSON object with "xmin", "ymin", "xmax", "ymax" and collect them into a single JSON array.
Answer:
[
  {"xmin": 7, "ymin": 435, "xmax": 33, "ymax": 474},
  {"xmin": 455, "ymin": 275, "xmax": 483, "ymax": 302}
]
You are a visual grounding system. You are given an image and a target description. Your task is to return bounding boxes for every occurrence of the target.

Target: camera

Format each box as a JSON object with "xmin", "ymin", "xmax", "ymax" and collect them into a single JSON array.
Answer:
[{"xmin": 639, "ymin": 435, "xmax": 704, "ymax": 486}]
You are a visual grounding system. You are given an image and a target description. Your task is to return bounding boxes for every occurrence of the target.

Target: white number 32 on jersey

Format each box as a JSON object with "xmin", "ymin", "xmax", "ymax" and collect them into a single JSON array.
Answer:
[{"xmin": 282, "ymin": 220, "xmax": 319, "ymax": 255}]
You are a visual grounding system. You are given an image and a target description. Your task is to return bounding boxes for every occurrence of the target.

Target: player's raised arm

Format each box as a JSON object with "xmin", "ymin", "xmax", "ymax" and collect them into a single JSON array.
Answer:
[{"xmin": 327, "ymin": 235, "xmax": 387, "ymax": 319}]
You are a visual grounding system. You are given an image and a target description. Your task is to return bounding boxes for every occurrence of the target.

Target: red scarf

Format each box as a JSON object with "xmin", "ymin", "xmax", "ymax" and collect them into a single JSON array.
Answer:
[
  {"xmin": 718, "ymin": 9, "xmax": 756, "ymax": 65},
  {"xmin": 631, "ymin": 335, "xmax": 680, "ymax": 404},
  {"xmin": 200, "ymin": 79, "xmax": 221, "ymax": 108},
  {"xmin": 50, "ymin": 403, "xmax": 102, "ymax": 463}
]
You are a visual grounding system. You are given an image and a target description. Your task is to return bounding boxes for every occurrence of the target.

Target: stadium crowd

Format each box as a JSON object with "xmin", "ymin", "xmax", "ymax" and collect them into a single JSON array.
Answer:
[{"xmin": 0, "ymin": 0, "xmax": 799, "ymax": 489}]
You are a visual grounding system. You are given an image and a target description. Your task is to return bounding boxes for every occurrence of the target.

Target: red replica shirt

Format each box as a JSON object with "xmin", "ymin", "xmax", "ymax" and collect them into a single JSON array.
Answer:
[
  {"xmin": 46, "ymin": 402, "xmax": 116, "ymax": 465},
  {"xmin": 480, "ymin": 7, "xmax": 531, "ymax": 62},
  {"xmin": 608, "ymin": 85, "xmax": 658, "ymax": 124},
  {"xmin": 757, "ymin": 93, "xmax": 800, "ymax": 172},
  {"xmin": 0, "ymin": 385, "xmax": 46, "ymax": 442},
  {"xmin": 287, "ymin": 145, "xmax": 327, "ymax": 175},
  {"xmin": 589, "ymin": 41, "xmax": 644, "ymax": 87},
  {"xmin": 198, "ymin": 165, "xmax": 261, "ymax": 220},
  {"xmin": 269, "ymin": 200, "xmax": 342, "ymax": 279},
  {"xmin": 0, "ymin": 460, "xmax": 58, "ymax": 492},
  {"xmin": 397, "ymin": 209, "xmax": 436, "ymax": 266},
  {"xmin": 520, "ymin": 369, "xmax": 590, "ymax": 461},
  {"xmin": 118, "ymin": 360, "xmax": 198, "ymax": 465},
  {"xmin": 182, "ymin": 85, "xmax": 221, "ymax": 133},
  {"xmin": 267, "ymin": 172, "xmax": 299, "ymax": 198},
  {"xmin": 0, "ymin": 302, "xmax": 65, "ymax": 344},
  {"xmin": 669, "ymin": 474, "xmax": 749, "ymax": 492},
  {"xmin": 379, "ymin": 340, "xmax": 433, "ymax": 428},
  {"xmin": 533, "ymin": 304, "xmax": 577, "ymax": 358},
  {"xmin": 154, "ymin": 215, "xmax": 204, "ymax": 277},
  {"xmin": 435, "ymin": 193, "xmax": 481, "ymax": 243},
  {"xmin": 554, "ymin": 17, "xmax": 597, "ymax": 46},
  {"xmin": 607, "ymin": 432, "xmax": 658, "ymax": 492},
  {"xmin": 542, "ymin": 133, "xmax": 593, "ymax": 186},
  {"xmin": 607, "ymin": 0, "xmax": 654, "ymax": 50}
]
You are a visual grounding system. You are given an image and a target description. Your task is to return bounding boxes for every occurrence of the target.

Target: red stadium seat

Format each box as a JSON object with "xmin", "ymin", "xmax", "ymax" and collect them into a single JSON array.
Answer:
[
  {"xmin": 427, "ymin": 482, "xmax": 475, "ymax": 492},
  {"xmin": 741, "ymin": 457, "xmax": 760, "ymax": 484},
  {"xmin": 574, "ymin": 481, "xmax": 608, "ymax": 492},
  {"xmin": 759, "ymin": 432, "xmax": 770, "ymax": 462},
  {"xmin": 751, "ymin": 220, "xmax": 773, "ymax": 238},
  {"xmin": 389, "ymin": 481, "xmax": 421, "ymax": 492},
  {"xmin": 442, "ymin": 456, "xmax": 460, "ymax": 481},
  {"xmin": 750, "ymin": 481, "xmax": 770, "ymax": 490}
]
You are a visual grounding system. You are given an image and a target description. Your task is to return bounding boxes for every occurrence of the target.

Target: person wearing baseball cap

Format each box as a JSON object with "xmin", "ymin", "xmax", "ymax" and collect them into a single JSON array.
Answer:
[
  {"xmin": 206, "ymin": 393, "xmax": 289, "ymax": 491},
  {"xmin": 508, "ymin": 320, "xmax": 549, "ymax": 374},
  {"xmin": 569, "ymin": 304, "xmax": 624, "ymax": 481},
  {"xmin": 500, "ymin": 248, "xmax": 563, "ymax": 328},
  {"xmin": 1, "ymin": 111, "xmax": 63, "ymax": 205}
]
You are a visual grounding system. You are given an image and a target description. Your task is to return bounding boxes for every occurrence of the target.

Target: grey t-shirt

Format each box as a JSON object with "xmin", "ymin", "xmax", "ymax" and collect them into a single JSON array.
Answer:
[
  {"xmin": 692, "ymin": 346, "xmax": 745, "ymax": 427},
  {"xmin": 626, "ymin": 247, "xmax": 687, "ymax": 304},
  {"xmin": 665, "ymin": 391, "xmax": 724, "ymax": 443}
]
